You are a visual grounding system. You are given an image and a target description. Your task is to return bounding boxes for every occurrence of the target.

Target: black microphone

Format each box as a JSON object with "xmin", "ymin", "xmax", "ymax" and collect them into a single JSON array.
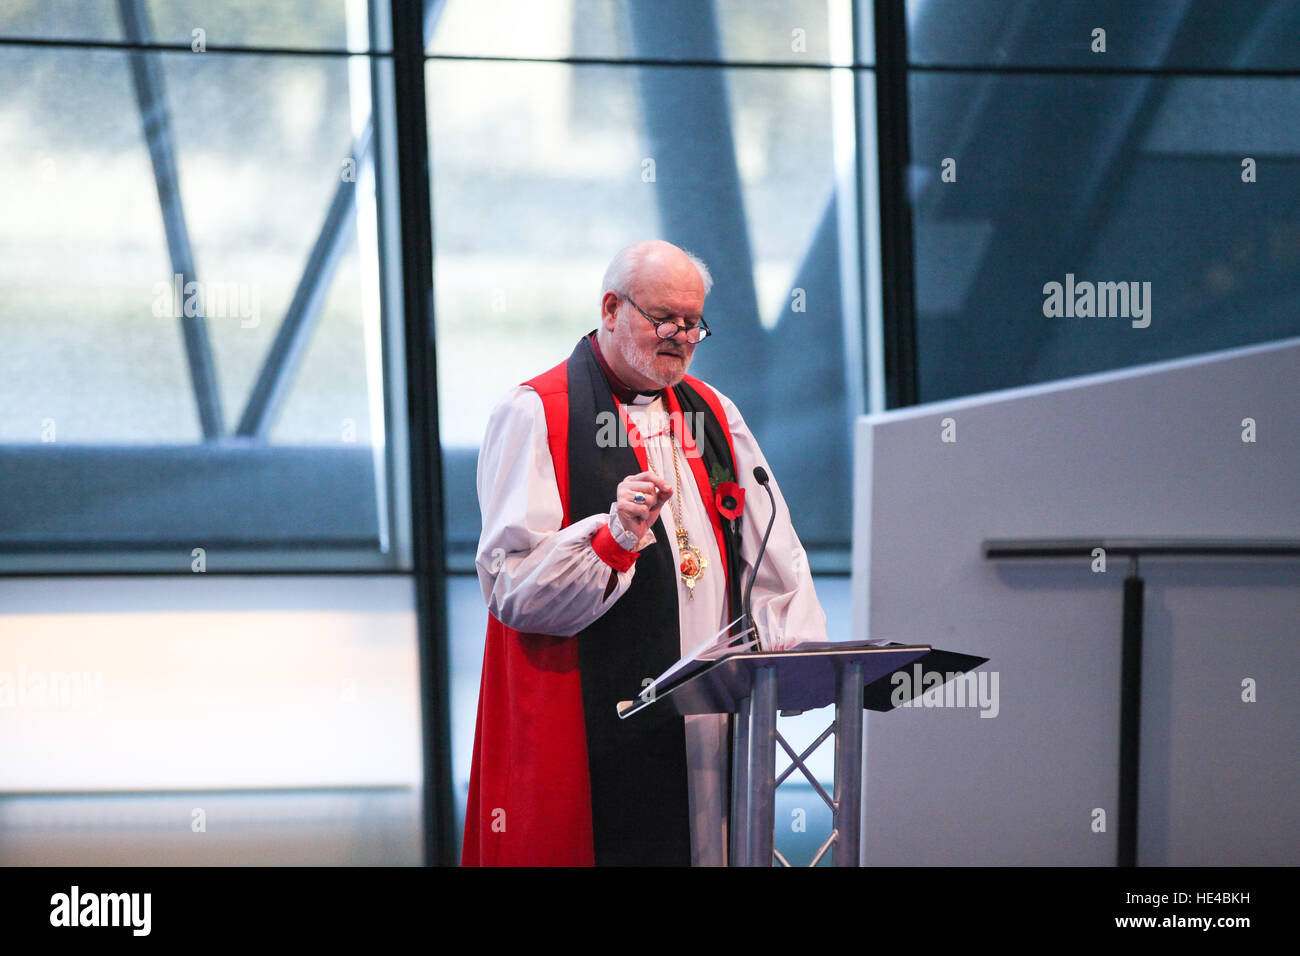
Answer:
[{"xmin": 742, "ymin": 466, "xmax": 777, "ymax": 652}]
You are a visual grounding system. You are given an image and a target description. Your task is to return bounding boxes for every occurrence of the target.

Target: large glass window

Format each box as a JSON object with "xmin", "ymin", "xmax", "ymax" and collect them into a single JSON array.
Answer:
[
  {"xmin": 903, "ymin": 2, "xmax": 1300, "ymax": 402},
  {"xmin": 429, "ymin": 0, "xmax": 876, "ymax": 865},
  {"xmin": 0, "ymin": 1, "xmax": 371, "ymax": 51},
  {"xmin": 431, "ymin": 37, "xmax": 868, "ymax": 571},
  {"xmin": 0, "ymin": 2, "xmax": 405, "ymax": 572},
  {"xmin": 430, "ymin": 0, "xmax": 851, "ymax": 65},
  {"xmin": 908, "ymin": 0, "xmax": 1300, "ymax": 71}
]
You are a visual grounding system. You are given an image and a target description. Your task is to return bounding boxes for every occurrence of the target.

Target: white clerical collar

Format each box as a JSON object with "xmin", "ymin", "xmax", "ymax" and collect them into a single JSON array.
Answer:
[{"xmin": 628, "ymin": 391, "xmax": 661, "ymax": 407}]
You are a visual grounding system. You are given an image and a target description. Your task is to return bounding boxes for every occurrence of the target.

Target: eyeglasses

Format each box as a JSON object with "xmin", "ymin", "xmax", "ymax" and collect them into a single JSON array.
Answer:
[{"xmin": 621, "ymin": 293, "xmax": 712, "ymax": 344}]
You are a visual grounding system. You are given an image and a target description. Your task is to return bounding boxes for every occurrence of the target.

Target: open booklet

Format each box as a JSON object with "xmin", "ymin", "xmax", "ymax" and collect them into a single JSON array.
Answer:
[
  {"xmin": 635, "ymin": 611, "xmax": 907, "ymax": 704},
  {"xmin": 636, "ymin": 613, "xmax": 758, "ymax": 702}
]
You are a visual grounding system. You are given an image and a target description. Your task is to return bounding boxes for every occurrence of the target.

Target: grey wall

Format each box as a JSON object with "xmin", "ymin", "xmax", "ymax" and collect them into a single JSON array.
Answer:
[{"xmin": 853, "ymin": 336, "xmax": 1300, "ymax": 865}]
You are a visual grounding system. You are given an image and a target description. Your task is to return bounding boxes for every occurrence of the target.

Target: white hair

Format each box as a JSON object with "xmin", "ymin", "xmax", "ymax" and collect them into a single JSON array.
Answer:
[
  {"xmin": 601, "ymin": 241, "xmax": 714, "ymax": 298},
  {"xmin": 685, "ymin": 251, "xmax": 714, "ymax": 295}
]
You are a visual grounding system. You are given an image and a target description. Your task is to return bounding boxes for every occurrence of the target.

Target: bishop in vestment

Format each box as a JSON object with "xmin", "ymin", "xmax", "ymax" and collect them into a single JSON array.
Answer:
[{"xmin": 463, "ymin": 240, "xmax": 827, "ymax": 866}]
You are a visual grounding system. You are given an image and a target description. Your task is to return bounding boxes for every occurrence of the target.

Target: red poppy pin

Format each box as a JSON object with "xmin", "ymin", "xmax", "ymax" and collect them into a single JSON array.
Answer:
[{"xmin": 714, "ymin": 481, "xmax": 745, "ymax": 520}]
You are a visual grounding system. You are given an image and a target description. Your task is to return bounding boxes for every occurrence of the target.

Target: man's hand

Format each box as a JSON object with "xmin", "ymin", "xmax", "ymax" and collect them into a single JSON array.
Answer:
[{"xmin": 614, "ymin": 471, "xmax": 673, "ymax": 542}]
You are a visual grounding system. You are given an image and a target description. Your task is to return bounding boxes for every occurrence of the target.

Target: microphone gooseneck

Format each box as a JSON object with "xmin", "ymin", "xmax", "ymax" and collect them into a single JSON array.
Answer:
[{"xmin": 742, "ymin": 466, "xmax": 777, "ymax": 652}]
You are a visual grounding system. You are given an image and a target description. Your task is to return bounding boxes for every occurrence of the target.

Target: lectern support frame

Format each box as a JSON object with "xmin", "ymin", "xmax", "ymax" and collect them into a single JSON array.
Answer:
[
  {"xmin": 622, "ymin": 646, "xmax": 937, "ymax": 866},
  {"xmin": 737, "ymin": 664, "xmax": 778, "ymax": 866},
  {"xmin": 728, "ymin": 656, "xmax": 871, "ymax": 866},
  {"xmin": 729, "ymin": 659, "xmax": 867, "ymax": 867},
  {"xmin": 832, "ymin": 661, "xmax": 864, "ymax": 865}
]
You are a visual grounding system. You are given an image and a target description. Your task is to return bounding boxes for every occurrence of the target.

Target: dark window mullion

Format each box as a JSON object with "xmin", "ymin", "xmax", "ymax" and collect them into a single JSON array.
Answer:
[
  {"xmin": 873, "ymin": 0, "xmax": 919, "ymax": 408},
  {"xmin": 390, "ymin": 0, "xmax": 453, "ymax": 867}
]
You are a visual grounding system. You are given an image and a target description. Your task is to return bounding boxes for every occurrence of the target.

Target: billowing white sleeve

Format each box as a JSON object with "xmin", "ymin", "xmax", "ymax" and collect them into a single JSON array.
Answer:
[
  {"xmin": 475, "ymin": 385, "xmax": 652, "ymax": 635},
  {"xmin": 718, "ymin": 391, "xmax": 829, "ymax": 648}
]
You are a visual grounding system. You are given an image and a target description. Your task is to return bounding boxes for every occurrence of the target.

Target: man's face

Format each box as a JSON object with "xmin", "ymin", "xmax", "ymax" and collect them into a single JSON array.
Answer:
[{"xmin": 606, "ymin": 263, "xmax": 706, "ymax": 390}]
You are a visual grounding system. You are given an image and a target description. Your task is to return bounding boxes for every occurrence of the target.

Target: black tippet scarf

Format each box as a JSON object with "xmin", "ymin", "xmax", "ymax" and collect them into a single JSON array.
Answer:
[{"xmin": 565, "ymin": 334, "xmax": 743, "ymax": 866}]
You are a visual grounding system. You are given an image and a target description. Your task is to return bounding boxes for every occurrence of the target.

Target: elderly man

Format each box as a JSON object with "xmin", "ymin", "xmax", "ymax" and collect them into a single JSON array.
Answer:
[{"xmin": 462, "ymin": 240, "xmax": 827, "ymax": 866}]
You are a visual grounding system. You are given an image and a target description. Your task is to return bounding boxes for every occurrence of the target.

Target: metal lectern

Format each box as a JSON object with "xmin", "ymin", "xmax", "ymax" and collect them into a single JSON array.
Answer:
[{"xmin": 619, "ymin": 644, "xmax": 985, "ymax": 867}]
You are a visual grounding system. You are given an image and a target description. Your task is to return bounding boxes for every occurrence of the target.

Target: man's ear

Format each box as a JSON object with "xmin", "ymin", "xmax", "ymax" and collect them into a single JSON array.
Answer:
[{"xmin": 600, "ymin": 291, "xmax": 621, "ymax": 332}]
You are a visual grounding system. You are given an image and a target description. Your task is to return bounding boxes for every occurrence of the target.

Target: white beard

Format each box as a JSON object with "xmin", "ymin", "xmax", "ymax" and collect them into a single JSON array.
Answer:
[{"xmin": 613, "ymin": 312, "xmax": 690, "ymax": 388}]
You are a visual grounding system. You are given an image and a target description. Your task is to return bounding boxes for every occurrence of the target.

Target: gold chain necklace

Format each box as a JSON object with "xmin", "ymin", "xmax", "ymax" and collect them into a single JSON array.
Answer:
[{"xmin": 648, "ymin": 411, "xmax": 707, "ymax": 597}]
